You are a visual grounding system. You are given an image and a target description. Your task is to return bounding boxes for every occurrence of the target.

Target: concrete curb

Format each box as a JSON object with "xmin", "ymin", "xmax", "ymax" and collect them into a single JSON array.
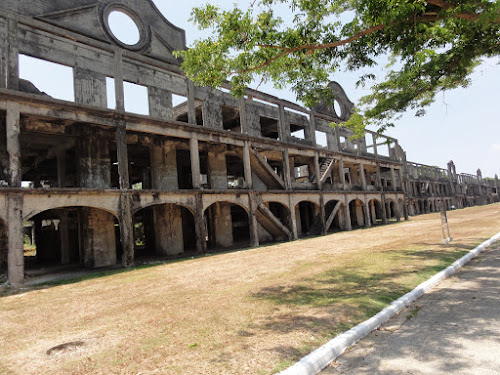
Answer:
[{"xmin": 278, "ymin": 231, "xmax": 500, "ymax": 375}]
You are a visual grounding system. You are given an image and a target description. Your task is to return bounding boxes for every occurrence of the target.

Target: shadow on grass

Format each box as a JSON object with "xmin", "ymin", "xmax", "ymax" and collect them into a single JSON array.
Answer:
[{"xmin": 250, "ymin": 240, "xmax": 485, "ymax": 368}]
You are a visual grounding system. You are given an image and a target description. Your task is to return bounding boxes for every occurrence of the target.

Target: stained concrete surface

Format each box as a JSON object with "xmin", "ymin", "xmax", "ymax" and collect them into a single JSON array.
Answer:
[{"xmin": 321, "ymin": 243, "xmax": 500, "ymax": 375}]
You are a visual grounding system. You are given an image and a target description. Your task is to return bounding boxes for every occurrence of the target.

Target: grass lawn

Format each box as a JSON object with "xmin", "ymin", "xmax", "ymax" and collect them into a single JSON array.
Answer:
[{"xmin": 1, "ymin": 203, "xmax": 499, "ymax": 375}]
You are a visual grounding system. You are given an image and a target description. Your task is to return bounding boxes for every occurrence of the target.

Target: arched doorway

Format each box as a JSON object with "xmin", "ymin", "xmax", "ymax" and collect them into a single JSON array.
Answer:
[
  {"xmin": 133, "ymin": 204, "xmax": 196, "ymax": 260},
  {"xmin": 205, "ymin": 202, "xmax": 250, "ymax": 251},
  {"xmin": 368, "ymin": 199, "xmax": 384, "ymax": 225},
  {"xmin": 25, "ymin": 207, "xmax": 120, "ymax": 271},
  {"xmin": 295, "ymin": 201, "xmax": 321, "ymax": 237},
  {"xmin": 324, "ymin": 200, "xmax": 345, "ymax": 232},
  {"xmin": 349, "ymin": 199, "xmax": 366, "ymax": 229},
  {"xmin": 257, "ymin": 201, "xmax": 292, "ymax": 243}
]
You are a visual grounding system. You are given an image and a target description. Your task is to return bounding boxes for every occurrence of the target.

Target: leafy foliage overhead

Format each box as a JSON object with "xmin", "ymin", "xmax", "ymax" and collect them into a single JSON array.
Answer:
[{"xmin": 177, "ymin": 0, "xmax": 500, "ymax": 133}]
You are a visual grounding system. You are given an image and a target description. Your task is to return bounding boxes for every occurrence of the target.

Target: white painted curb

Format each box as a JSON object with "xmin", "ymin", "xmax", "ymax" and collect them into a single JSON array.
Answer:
[{"xmin": 278, "ymin": 231, "xmax": 500, "ymax": 375}]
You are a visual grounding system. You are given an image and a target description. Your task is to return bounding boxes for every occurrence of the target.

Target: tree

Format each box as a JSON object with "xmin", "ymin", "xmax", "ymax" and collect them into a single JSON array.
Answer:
[{"xmin": 177, "ymin": 0, "xmax": 500, "ymax": 133}]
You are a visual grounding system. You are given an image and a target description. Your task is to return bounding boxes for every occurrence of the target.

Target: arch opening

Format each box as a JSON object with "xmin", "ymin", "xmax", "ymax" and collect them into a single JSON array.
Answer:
[
  {"xmin": 133, "ymin": 204, "xmax": 196, "ymax": 260},
  {"xmin": 257, "ymin": 201, "xmax": 292, "ymax": 244},
  {"xmin": 24, "ymin": 207, "xmax": 120, "ymax": 274},
  {"xmin": 324, "ymin": 200, "xmax": 344, "ymax": 232},
  {"xmin": 296, "ymin": 201, "xmax": 321, "ymax": 237},
  {"xmin": 349, "ymin": 199, "xmax": 366, "ymax": 229},
  {"xmin": 368, "ymin": 199, "xmax": 384, "ymax": 225},
  {"xmin": 205, "ymin": 202, "xmax": 250, "ymax": 251}
]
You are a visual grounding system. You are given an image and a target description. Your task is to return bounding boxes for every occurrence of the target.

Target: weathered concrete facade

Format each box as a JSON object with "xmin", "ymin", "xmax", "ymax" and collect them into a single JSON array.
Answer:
[{"xmin": 0, "ymin": 0, "xmax": 498, "ymax": 286}]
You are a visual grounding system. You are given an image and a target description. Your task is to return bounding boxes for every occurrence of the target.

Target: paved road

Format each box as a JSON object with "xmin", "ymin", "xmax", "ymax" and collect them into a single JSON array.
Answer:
[{"xmin": 321, "ymin": 243, "xmax": 500, "ymax": 375}]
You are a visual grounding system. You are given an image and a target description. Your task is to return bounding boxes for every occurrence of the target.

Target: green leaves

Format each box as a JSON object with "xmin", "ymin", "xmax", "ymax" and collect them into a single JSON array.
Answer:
[{"xmin": 179, "ymin": 0, "xmax": 500, "ymax": 133}]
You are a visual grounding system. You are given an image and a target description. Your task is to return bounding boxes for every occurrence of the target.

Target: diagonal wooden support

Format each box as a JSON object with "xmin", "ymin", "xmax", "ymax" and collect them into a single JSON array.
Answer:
[{"xmin": 325, "ymin": 201, "xmax": 342, "ymax": 231}]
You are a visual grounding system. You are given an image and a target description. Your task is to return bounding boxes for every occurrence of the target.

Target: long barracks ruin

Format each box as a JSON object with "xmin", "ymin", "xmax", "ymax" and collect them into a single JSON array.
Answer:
[{"xmin": 1, "ymin": 0, "xmax": 499, "ymax": 286}]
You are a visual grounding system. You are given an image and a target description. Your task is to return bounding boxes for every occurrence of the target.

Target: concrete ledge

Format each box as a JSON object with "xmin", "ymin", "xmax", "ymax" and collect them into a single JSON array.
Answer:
[{"xmin": 279, "ymin": 231, "xmax": 500, "ymax": 375}]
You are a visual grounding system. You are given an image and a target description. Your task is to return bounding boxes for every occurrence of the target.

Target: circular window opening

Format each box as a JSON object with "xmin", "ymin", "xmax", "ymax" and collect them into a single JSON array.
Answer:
[
  {"xmin": 333, "ymin": 99, "xmax": 343, "ymax": 118},
  {"xmin": 108, "ymin": 10, "xmax": 141, "ymax": 46}
]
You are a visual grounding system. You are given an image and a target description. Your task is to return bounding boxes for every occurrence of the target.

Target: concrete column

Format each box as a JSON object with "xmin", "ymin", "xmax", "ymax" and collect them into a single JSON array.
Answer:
[
  {"xmin": 81, "ymin": 208, "xmax": 117, "ymax": 268},
  {"xmin": 339, "ymin": 158, "xmax": 346, "ymax": 190},
  {"xmin": 390, "ymin": 167, "xmax": 397, "ymax": 191},
  {"xmin": 363, "ymin": 200, "xmax": 371, "ymax": 227},
  {"xmin": 6, "ymin": 103, "xmax": 21, "ymax": 187},
  {"xmin": 359, "ymin": 163, "xmax": 367, "ymax": 190},
  {"xmin": 150, "ymin": 140, "xmax": 178, "ymax": 190},
  {"xmin": 355, "ymin": 201, "xmax": 364, "ymax": 227},
  {"xmin": 370, "ymin": 200, "xmax": 377, "ymax": 224},
  {"xmin": 190, "ymin": 136, "xmax": 201, "ymax": 189},
  {"xmin": 7, "ymin": 194, "xmax": 24, "ymax": 286},
  {"xmin": 344, "ymin": 197, "xmax": 352, "ymax": 231},
  {"xmin": 148, "ymin": 86, "xmax": 173, "ymax": 120},
  {"xmin": 214, "ymin": 203, "xmax": 233, "ymax": 248},
  {"xmin": 74, "ymin": 68, "xmax": 107, "ymax": 107},
  {"xmin": 6, "ymin": 18, "xmax": 19, "ymax": 91},
  {"xmin": 79, "ymin": 128, "xmax": 111, "ymax": 189},
  {"xmin": 208, "ymin": 144, "xmax": 228, "ymax": 190},
  {"xmin": 59, "ymin": 212, "xmax": 70, "ymax": 265},
  {"xmin": 0, "ymin": 219, "xmax": 7, "ymax": 271},
  {"xmin": 154, "ymin": 204, "xmax": 184, "ymax": 256},
  {"xmin": 314, "ymin": 152, "xmax": 322, "ymax": 190},
  {"xmin": 288, "ymin": 197, "xmax": 299, "ymax": 239},
  {"xmin": 113, "ymin": 48, "xmax": 125, "ymax": 112},
  {"xmin": 119, "ymin": 194, "xmax": 134, "ymax": 267},
  {"xmin": 186, "ymin": 80, "xmax": 197, "ymax": 125},
  {"xmin": 202, "ymin": 92, "xmax": 223, "ymax": 129},
  {"xmin": 278, "ymin": 104, "xmax": 289, "ymax": 142},
  {"xmin": 194, "ymin": 193, "xmax": 207, "ymax": 253},
  {"xmin": 283, "ymin": 148, "xmax": 292, "ymax": 190},
  {"xmin": 381, "ymin": 195, "xmax": 388, "ymax": 224},
  {"xmin": 308, "ymin": 112, "xmax": 317, "ymax": 145},
  {"xmin": 248, "ymin": 193, "xmax": 260, "ymax": 247},
  {"xmin": 372, "ymin": 134, "xmax": 378, "ymax": 157},
  {"xmin": 319, "ymin": 194, "xmax": 326, "ymax": 234},
  {"xmin": 243, "ymin": 141, "xmax": 253, "ymax": 189}
]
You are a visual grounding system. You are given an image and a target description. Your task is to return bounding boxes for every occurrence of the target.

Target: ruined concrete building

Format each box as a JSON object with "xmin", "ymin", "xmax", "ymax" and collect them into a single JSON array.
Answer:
[{"xmin": 1, "ymin": 0, "xmax": 498, "ymax": 286}]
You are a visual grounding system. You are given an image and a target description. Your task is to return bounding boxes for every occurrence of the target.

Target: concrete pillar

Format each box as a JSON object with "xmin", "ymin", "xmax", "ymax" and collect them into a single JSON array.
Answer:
[
  {"xmin": 314, "ymin": 152, "xmax": 322, "ymax": 190},
  {"xmin": 363, "ymin": 200, "xmax": 371, "ymax": 227},
  {"xmin": 370, "ymin": 200, "xmax": 377, "ymax": 224},
  {"xmin": 202, "ymin": 92, "xmax": 223, "ymax": 129},
  {"xmin": 359, "ymin": 163, "xmax": 367, "ymax": 190},
  {"xmin": 190, "ymin": 136, "xmax": 201, "ymax": 189},
  {"xmin": 150, "ymin": 140, "xmax": 178, "ymax": 190},
  {"xmin": 78, "ymin": 128, "xmax": 111, "ymax": 189},
  {"xmin": 6, "ymin": 18, "xmax": 19, "ymax": 91},
  {"xmin": 81, "ymin": 208, "xmax": 117, "ymax": 268},
  {"xmin": 59, "ymin": 212, "xmax": 71, "ymax": 265},
  {"xmin": 74, "ymin": 68, "xmax": 107, "ymax": 107},
  {"xmin": 243, "ymin": 141, "xmax": 253, "ymax": 189},
  {"xmin": 113, "ymin": 48, "xmax": 125, "ymax": 111},
  {"xmin": 339, "ymin": 158, "xmax": 346, "ymax": 190},
  {"xmin": 390, "ymin": 167, "xmax": 397, "ymax": 191},
  {"xmin": 148, "ymin": 86, "xmax": 173, "ymax": 120},
  {"xmin": 214, "ymin": 203, "xmax": 233, "ymax": 248},
  {"xmin": 208, "ymin": 144, "xmax": 228, "ymax": 190},
  {"xmin": 344, "ymin": 197, "xmax": 352, "ymax": 231},
  {"xmin": 7, "ymin": 194, "xmax": 24, "ymax": 286},
  {"xmin": 355, "ymin": 201, "xmax": 364, "ymax": 227},
  {"xmin": 283, "ymin": 148, "xmax": 292, "ymax": 190},
  {"xmin": 288, "ymin": 197, "xmax": 299, "ymax": 239},
  {"xmin": 0, "ymin": 220, "xmax": 7, "ymax": 271},
  {"xmin": 248, "ymin": 193, "xmax": 260, "ymax": 246},
  {"xmin": 194, "ymin": 193, "xmax": 207, "ymax": 253},
  {"xmin": 56, "ymin": 149, "xmax": 67, "ymax": 188},
  {"xmin": 319, "ymin": 194, "xmax": 326, "ymax": 234},
  {"xmin": 381, "ymin": 195, "xmax": 388, "ymax": 224},
  {"xmin": 154, "ymin": 204, "xmax": 184, "ymax": 256},
  {"xmin": 278, "ymin": 104, "xmax": 289, "ymax": 142},
  {"xmin": 186, "ymin": 80, "xmax": 197, "ymax": 125}
]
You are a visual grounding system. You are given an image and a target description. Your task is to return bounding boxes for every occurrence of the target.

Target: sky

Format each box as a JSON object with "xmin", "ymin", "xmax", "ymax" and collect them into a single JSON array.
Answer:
[{"xmin": 19, "ymin": 0, "xmax": 500, "ymax": 178}]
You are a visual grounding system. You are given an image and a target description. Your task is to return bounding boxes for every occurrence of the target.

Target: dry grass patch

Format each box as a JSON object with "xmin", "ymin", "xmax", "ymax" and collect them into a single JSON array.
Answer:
[{"xmin": 1, "ymin": 204, "xmax": 499, "ymax": 375}]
